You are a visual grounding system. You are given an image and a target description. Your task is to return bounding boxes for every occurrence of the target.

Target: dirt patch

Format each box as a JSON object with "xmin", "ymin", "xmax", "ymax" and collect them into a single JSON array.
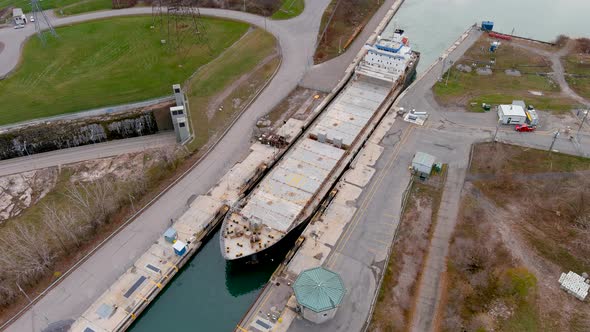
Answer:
[
  {"xmin": 0, "ymin": 169, "xmax": 58, "ymax": 222},
  {"xmin": 206, "ymin": 51, "xmax": 278, "ymax": 120},
  {"xmin": 440, "ymin": 143, "xmax": 590, "ymax": 331},
  {"xmin": 68, "ymin": 148, "xmax": 176, "ymax": 184},
  {"xmin": 470, "ymin": 142, "xmax": 590, "ymax": 175},
  {"xmin": 314, "ymin": 0, "xmax": 383, "ymax": 63},
  {"xmin": 369, "ymin": 173, "xmax": 445, "ymax": 332}
]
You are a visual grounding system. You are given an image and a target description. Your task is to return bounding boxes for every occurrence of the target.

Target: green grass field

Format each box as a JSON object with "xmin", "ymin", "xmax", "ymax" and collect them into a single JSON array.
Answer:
[
  {"xmin": 0, "ymin": 0, "xmax": 83, "ymax": 13},
  {"xmin": 563, "ymin": 53, "xmax": 590, "ymax": 99},
  {"xmin": 57, "ymin": 0, "xmax": 112, "ymax": 16},
  {"xmin": 186, "ymin": 28, "xmax": 278, "ymax": 151},
  {"xmin": 271, "ymin": 0, "xmax": 304, "ymax": 20},
  {"xmin": 0, "ymin": 16, "xmax": 250, "ymax": 125},
  {"xmin": 433, "ymin": 35, "xmax": 581, "ymax": 112}
]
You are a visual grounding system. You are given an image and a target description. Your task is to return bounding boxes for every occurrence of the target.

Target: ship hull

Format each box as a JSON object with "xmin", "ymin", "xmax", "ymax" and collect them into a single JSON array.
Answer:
[
  {"xmin": 220, "ymin": 53, "xmax": 419, "ymax": 263},
  {"xmin": 221, "ymin": 217, "xmax": 308, "ymax": 265}
]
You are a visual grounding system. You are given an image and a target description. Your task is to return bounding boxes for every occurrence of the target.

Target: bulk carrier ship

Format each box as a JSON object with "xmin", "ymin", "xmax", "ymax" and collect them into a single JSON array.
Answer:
[{"xmin": 220, "ymin": 29, "xmax": 419, "ymax": 262}]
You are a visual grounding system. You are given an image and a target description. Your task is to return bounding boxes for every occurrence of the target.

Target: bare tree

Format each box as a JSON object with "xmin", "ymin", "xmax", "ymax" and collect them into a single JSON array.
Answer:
[
  {"xmin": 0, "ymin": 223, "xmax": 55, "ymax": 284},
  {"xmin": 65, "ymin": 178, "xmax": 118, "ymax": 230},
  {"xmin": 42, "ymin": 203, "xmax": 88, "ymax": 251}
]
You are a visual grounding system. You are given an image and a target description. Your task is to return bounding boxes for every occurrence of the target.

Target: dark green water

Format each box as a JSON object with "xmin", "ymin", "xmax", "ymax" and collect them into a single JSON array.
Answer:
[
  {"xmin": 130, "ymin": 1, "xmax": 590, "ymax": 331},
  {"xmin": 128, "ymin": 229, "xmax": 280, "ymax": 332}
]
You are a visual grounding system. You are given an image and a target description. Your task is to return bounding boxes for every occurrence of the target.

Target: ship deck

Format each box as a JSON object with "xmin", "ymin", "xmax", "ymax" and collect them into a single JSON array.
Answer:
[{"xmin": 222, "ymin": 80, "xmax": 390, "ymax": 260}]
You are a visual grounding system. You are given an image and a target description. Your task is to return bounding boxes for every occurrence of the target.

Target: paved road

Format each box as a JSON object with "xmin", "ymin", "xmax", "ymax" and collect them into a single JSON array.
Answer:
[
  {"xmin": 0, "ymin": 132, "xmax": 176, "ymax": 177},
  {"xmin": 1, "ymin": 2, "xmax": 336, "ymax": 331}
]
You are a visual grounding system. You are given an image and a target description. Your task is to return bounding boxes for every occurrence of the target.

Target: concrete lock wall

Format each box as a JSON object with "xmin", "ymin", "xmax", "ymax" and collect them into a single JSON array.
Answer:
[{"xmin": 0, "ymin": 112, "xmax": 159, "ymax": 160}]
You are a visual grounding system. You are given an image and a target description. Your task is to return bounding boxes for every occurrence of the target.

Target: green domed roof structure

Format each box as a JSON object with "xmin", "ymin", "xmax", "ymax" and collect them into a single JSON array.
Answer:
[{"xmin": 293, "ymin": 267, "xmax": 346, "ymax": 312}]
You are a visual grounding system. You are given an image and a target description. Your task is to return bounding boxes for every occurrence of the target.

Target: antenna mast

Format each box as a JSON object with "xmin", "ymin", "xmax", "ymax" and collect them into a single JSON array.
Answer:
[{"xmin": 31, "ymin": 0, "xmax": 58, "ymax": 44}]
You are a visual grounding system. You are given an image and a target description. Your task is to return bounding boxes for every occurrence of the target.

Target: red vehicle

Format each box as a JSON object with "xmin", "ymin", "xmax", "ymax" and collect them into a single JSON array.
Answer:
[{"xmin": 515, "ymin": 124, "xmax": 536, "ymax": 132}]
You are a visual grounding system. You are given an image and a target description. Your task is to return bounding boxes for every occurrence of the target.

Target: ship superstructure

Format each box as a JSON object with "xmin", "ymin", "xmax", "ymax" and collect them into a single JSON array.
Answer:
[{"xmin": 220, "ymin": 29, "xmax": 418, "ymax": 261}]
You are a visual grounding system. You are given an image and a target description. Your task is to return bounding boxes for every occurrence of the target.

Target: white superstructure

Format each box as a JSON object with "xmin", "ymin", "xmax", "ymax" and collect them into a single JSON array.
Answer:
[{"xmin": 357, "ymin": 29, "xmax": 417, "ymax": 84}]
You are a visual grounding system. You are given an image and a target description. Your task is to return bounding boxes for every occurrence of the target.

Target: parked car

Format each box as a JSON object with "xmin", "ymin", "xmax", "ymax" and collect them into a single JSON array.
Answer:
[
  {"xmin": 30, "ymin": 16, "xmax": 35, "ymax": 22},
  {"xmin": 515, "ymin": 124, "xmax": 536, "ymax": 132},
  {"xmin": 14, "ymin": 24, "xmax": 25, "ymax": 29}
]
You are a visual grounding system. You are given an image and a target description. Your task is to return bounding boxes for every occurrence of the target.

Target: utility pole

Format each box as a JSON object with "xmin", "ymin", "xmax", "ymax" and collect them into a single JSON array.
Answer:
[
  {"xmin": 577, "ymin": 110, "xmax": 588, "ymax": 137},
  {"xmin": 493, "ymin": 118, "xmax": 501, "ymax": 142},
  {"xmin": 549, "ymin": 130, "xmax": 560, "ymax": 152},
  {"xmin": 243, "ymin": 0, "xmax": 246, "ymax": 12},
  {"xmin": 445, "ymin": 60, "xmax": 454, "ymax": 86},
  {"xmin": 439, "ymin": 57, "xmax": 446, "ymax": 81}
]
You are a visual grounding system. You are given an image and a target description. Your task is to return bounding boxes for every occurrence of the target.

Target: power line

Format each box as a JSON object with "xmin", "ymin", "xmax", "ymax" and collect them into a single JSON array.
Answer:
[{"xmin": 30, "ymin": 0, "xmax": 58, "ymax": 45}]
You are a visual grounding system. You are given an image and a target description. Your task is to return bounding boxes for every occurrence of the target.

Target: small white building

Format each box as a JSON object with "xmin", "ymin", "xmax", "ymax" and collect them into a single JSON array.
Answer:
[
  {"xmin": 13, "ymin": 8, "xmax": 27, "ymax": 25},
  {"xmin": 498, "ymin": 104, "xmax": 527, "ymax": 125},
  {"xmin": 411, "ymin": 151, "xmax": 436, "ymax": 179},
  {"xmin": 293, "ymin": 267, "xmax": 346, "ymax": 324},
  {"xmin": 558, "ymin": 271, "xmax": 589, "ymax": 301}
]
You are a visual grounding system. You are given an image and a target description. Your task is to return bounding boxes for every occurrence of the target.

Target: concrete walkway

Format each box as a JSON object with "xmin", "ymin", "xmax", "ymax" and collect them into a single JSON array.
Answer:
[{"xmin": 0, "ymin": 1, "xmax": 336, "ymax": 331}]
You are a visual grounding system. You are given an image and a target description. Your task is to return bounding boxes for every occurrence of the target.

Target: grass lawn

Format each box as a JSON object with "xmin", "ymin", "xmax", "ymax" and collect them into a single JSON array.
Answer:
[
  {"xmin": 433, "ymin": 35, "xmax": 580, "ymax": 112},
  {"xmin": 271, "ymin": 0, "xmax": 304, "ymax": 20},
  {"xmin": 0, "ymin": 16, "xmax": 249, "ymax": 125},
  {"xmin": 57, "ymin": 0, "xmax": 112, "ymax": 16},
  {"xmin": 563, "ymin": 53, "xmax": 590, "ymax": 99},
  {"xmin": 185, "ymin": 28, "xmax": 278, "ymax": 152},
  {"xmin": 0, "ymin": 0, "xmax": 83, "ymax": 13}
]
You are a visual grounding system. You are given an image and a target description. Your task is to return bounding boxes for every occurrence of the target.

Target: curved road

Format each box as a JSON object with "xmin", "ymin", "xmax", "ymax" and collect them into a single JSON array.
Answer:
[{"xmin": 0, "ymin": 2, "xmax": 334, "ymax": 331}]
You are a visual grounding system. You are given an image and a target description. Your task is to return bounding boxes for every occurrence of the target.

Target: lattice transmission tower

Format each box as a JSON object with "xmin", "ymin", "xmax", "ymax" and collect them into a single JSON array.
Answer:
[
  {"xmin": 31, "ymin": 0, "xmax": 58, "ymax": 44},
  {"xmin": 151, "ymin": 0, "xmax": 209, "ymax": 52}
]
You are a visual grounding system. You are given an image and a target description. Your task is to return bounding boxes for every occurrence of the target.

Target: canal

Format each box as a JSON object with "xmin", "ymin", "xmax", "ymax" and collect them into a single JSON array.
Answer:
[{"xmin": 130, "ymin": 1, "xmax": 589, "ymax": 331}]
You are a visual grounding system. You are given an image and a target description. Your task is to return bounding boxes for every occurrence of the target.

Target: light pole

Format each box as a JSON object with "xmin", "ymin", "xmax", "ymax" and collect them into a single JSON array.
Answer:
[
  {"xmin": 445, "ymin": 60, "xmax": 454, "ymax": 86},
  {"xmin": 549, "ymin": 130, "xmax": 560, "ymax": 152},
  {"xmin": 439, "ymin": 57, "xmax": 446, "ymax": 81},
  {"xmin": 577, "ymin": 110, "xmax": 588, "ymax": 137},
  {"xmin": 493, "ymin": 118, "xmax": 501, "ymax": 142}
]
